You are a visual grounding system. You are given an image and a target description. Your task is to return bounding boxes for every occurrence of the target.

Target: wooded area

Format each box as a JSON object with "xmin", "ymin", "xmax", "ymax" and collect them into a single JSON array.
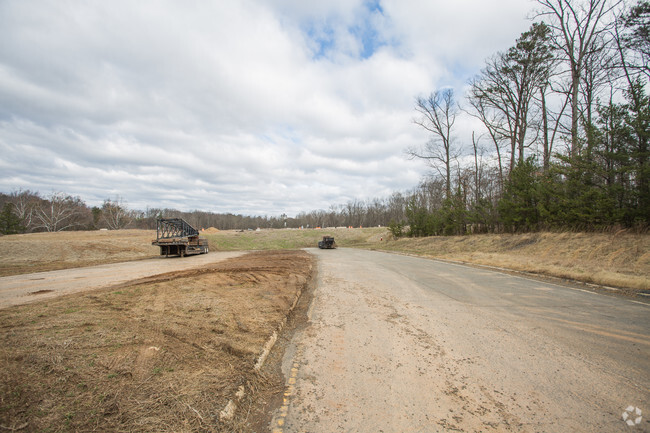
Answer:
[
  {"xmin": 1, "ymin": 0, "xmax": 647, "ymax": 236},
  {"xmin": 408, "ymin": 0, "xmax": 648, "ymax": 235}
]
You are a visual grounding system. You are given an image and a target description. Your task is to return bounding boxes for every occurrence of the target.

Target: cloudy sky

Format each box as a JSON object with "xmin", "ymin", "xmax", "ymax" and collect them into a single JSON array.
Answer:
[{"xmin": 0, "ymin": 0, "xmax": 534, "ymax": 216}]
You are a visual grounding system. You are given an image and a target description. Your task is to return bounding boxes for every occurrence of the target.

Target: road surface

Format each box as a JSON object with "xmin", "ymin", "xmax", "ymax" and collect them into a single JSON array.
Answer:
[
  {"xmin": 0, "ymin": 251, "xmax": 244, "ymax": 309},
  {"xmin": 271, "ymin": 248, "xmax": 650, "ymax": 432}
]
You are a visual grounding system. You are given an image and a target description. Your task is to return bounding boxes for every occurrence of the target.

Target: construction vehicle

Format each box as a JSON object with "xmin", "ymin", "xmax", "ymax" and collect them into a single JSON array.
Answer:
[
  {"xmin": 152, "ymin": 218, "xmax": 209, "ymax": 257},
  {"xmin": 318, "ymin": 236, "xmax": 336, "ymax": 249}
]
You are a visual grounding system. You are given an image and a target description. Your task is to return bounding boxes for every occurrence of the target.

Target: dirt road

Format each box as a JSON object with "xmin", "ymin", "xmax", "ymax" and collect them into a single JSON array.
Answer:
[
  {"xmin": 0, "ymin": 252, "xmax": 244, "ymax": 309},
  {"xmin": 272, "ymin": 248, "xmax": 650, "ymax": 432}
]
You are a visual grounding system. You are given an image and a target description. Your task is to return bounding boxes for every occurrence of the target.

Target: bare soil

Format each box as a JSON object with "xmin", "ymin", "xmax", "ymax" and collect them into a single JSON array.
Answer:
[{"xmin": 0, "ymin": 250, "xmax": 314, "ymax": 432}]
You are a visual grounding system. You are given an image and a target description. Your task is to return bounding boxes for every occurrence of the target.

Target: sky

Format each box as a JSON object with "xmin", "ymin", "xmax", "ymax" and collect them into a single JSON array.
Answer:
[{"xmin": 0, "ymin": 0, "xmax": 535, "ymax": 216}]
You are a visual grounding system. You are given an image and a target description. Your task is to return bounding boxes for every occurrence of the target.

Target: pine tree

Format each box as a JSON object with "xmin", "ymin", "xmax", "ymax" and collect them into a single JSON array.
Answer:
[{"xmin": 0, "ymin": 203, "xmax": 25, "ymax": 235}]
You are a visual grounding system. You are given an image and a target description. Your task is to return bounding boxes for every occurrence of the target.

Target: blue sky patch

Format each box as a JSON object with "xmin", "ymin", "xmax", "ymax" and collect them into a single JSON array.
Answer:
[{"xmin": 304, "ymin": 0, "xmax": 387, "ymax": 60}]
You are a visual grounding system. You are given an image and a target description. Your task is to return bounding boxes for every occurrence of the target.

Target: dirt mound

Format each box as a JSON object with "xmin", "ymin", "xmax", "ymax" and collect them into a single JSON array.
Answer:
[
  {"xmin": 203, "ymin": 227, "xmax": 220, "ymax": 234},
  {"xmin": 0, "ymin": 250, "xmax": 314, "ymax": 432}
]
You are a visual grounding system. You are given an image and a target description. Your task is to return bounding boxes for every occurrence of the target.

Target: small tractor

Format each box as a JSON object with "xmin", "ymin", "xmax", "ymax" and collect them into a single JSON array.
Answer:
[
  {"xmin": 318, "ymin": 235, "xmax": 336, "ymax": 249},
  {"xmin": 152, "ymin": 218, "xmax": 209, "ymax": 257}
]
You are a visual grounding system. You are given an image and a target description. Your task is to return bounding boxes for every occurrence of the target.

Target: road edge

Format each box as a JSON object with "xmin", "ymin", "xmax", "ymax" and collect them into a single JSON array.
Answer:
[
  {"xmin": 218, "ymin": 256, "xmax": 315, "ymax": 423},
  {"xmin": 371, "ymin": 248, "xmax": 650, "ymax": 304}
]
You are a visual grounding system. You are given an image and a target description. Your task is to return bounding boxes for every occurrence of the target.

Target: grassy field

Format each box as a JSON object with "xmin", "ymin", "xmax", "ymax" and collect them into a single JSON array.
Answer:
[
  {"xmin": 202, "ymin": 227, "xmax": 385, "ymax": 251},
  {"xmin": 0, "ymin": 230, "xmax": 157, "ymax": 277}
]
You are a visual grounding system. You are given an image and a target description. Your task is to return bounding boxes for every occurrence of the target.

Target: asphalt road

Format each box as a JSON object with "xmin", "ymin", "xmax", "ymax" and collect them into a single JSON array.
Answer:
[{"xmin": 271, "ymin": 248, "xmax": 650, "ymax": 433}]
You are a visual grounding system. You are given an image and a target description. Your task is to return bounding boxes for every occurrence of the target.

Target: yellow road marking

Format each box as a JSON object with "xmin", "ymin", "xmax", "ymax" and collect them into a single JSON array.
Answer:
[{"xmin": 273, "ymin": 345, "xmax": 304, "ymax": 432}]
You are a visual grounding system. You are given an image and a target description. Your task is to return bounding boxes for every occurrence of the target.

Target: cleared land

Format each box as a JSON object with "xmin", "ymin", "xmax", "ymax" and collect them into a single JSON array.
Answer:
[
  {"xmin": 0, "ymin": 228, "xmax": 647, "ymax": 432},
  {"xmin": 1, "ymin": 228, "xmax": 648, "ymax": 291},
  {"xmin": 0, "ymin": 250, "xmax": 313, "ymax": 432}
]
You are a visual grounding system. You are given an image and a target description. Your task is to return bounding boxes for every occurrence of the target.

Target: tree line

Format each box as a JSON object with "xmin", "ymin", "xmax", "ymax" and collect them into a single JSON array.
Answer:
[
  {"xmin": 406, "ymin": 0, "xmax": 649, "ymax": 236},
  {"xmin": 0, "ymin": 189, "xmax": 410, "ymax": 234}
]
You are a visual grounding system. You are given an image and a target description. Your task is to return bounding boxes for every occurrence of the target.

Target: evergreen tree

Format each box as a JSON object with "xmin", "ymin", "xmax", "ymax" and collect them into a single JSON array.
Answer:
[
  {"xmin": 0, "ymin": 203, "xmax": 24, "ymax": 235},
  {"xmin": 498, "ymin": 158, "xmax": 542, "ymax": 231}
]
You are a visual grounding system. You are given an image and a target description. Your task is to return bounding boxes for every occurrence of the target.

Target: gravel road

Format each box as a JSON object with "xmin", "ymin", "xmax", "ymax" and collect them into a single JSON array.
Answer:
[
  {"xmin": 0, "ymin": 252, "xmax": 245, "ymax": 309},
  {"xmin": 272, "ymin": 248, "xmax": 649, "ymax": 433}
]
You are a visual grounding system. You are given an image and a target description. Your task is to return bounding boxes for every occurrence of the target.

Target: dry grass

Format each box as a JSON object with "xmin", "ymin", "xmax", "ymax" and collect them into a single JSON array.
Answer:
[
  {"xmin": 202, "ymin": 227, "xmax": 386, "ymax": 251},
  {"xmin": 0, "ymin": 230, "xmax": 158, "ymax": 277},
  {"xmin": 0, "ymin": 250, "xmax": 314, "ymax": 432}
]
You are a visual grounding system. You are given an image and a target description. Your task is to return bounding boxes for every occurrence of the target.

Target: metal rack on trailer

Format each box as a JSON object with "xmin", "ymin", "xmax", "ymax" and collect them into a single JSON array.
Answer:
[{"xmin": 152, "ymin": 218, "xmax": 209, "ymax": 257}]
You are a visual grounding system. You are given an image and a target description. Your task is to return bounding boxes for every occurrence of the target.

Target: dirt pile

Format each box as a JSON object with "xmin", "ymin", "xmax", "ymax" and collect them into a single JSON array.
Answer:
[{"xmin": 0, "ymin": 250, "xmax": 314, "ymax": 432}]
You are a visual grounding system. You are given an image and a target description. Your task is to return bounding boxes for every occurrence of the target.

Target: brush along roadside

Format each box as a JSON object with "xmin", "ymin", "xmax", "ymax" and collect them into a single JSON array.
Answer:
[{"xmin": 0, "ymin": 250, "xmax": 314, "ymax": 433}]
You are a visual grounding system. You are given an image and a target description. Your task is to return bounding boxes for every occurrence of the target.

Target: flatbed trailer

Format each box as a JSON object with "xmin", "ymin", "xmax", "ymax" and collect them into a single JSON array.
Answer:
[{"xmin": 152, "ymin": 218, "xmax": 209, "ymax": 257}]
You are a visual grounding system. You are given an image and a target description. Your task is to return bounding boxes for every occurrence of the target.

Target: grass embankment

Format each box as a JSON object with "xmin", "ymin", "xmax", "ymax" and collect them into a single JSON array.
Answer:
[{"xmin": 377, "ymin": 231, "xmax": 650, "ymax": 292}]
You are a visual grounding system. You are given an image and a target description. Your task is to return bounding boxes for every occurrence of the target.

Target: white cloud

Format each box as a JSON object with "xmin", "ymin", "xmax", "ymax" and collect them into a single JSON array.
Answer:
[{"xmin": 0, "ymin": 0, "xmax": 534, "ymax": 216}]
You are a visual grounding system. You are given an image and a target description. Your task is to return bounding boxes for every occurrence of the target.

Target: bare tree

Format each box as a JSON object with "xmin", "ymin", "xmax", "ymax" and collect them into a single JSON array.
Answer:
[
  {"xmin": 617, "ymin": 0, "xmax": 650, "ymax": 79},
  {"xmin": 411, "ymin": 89, "xmax": 459, "ymax": 198},
  {"xmin": 535, "ymin": 0, "xmax": 623, "ymax": 156},
  {"xmin": 466, "ymin": 93, "xmax": 507, "ymax": 183},
  {"xmin": 9, "ymin": 189, "xmax": 38, "ymax": 232},
  {"xmin": 33, "ymin": 192, "xmax": 86, "ymax": 232},
  {"xmin": 101, "ymin": 197, "xmax": 131, "ymax": 230},
  {"xmin": 468, "ymin": 23, "xmax": 553, "ymax": 173}
]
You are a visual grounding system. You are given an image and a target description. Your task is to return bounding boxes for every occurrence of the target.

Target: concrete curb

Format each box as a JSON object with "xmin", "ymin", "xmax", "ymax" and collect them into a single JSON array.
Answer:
[{"xmin": 218, "ymin": 276, "xmax": 308, "ymax": 422}]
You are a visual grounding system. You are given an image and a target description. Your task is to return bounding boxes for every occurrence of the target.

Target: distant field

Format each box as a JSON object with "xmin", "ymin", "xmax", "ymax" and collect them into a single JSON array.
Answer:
[
  {"xmin": 0, "ymin": 227, "xmax": 648, "ymax": 292},
  {"xmin": 0, "ymin": 230, "xmax": 157, "ymax": 277},
  {"xmin": 202, "ymin": 227, "xmax": 386, "ymax": 250}
]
